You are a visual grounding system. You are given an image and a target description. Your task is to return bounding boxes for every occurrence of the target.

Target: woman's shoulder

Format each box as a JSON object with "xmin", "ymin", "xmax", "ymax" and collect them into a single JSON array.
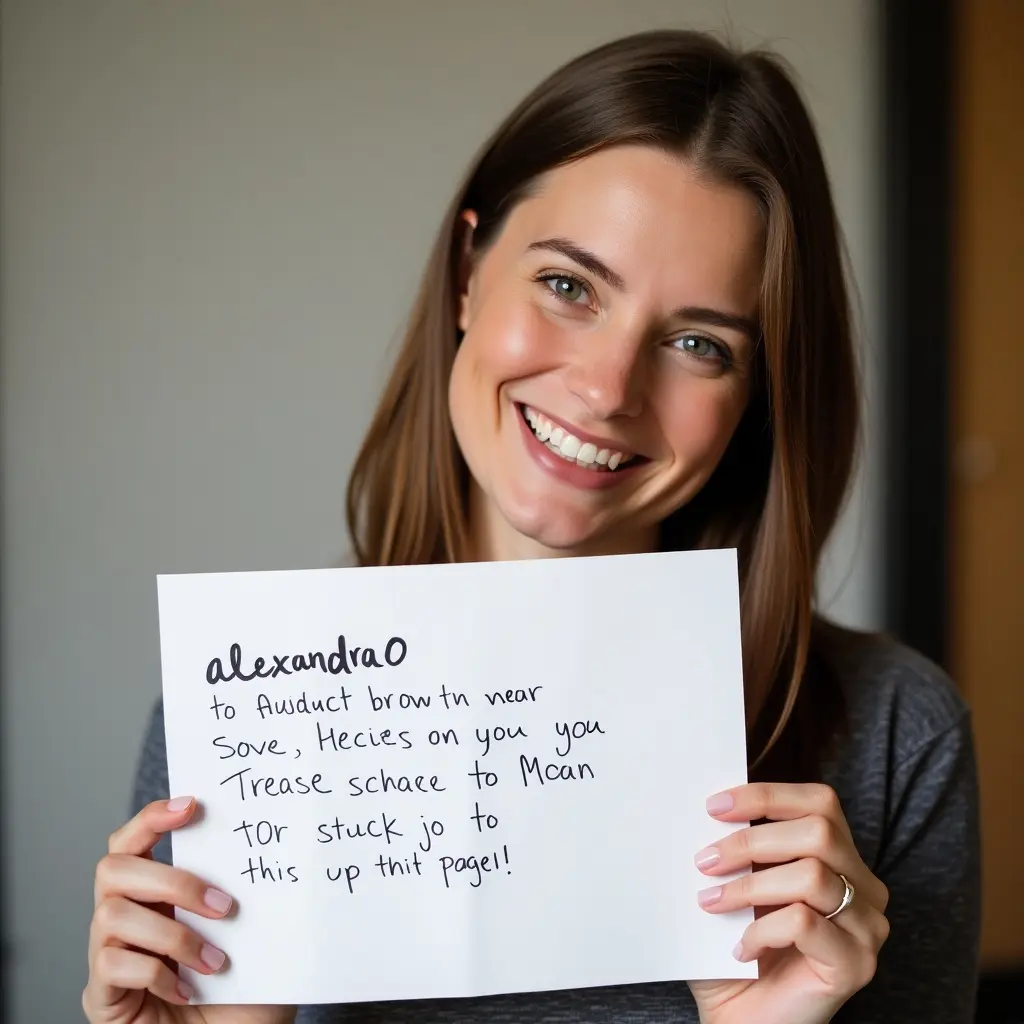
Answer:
[{"xmin": 816, "ymin": 619, "xmax": 970, "ymax": 767}]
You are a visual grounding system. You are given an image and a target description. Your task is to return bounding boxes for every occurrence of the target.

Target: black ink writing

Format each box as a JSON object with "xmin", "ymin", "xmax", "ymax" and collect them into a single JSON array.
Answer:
[
  {"xmin": 427, "ymin": 728, "xmax": 460, "ymax": 746},
  {"xmin": 256, "ymin": 689, "xmax": 352, "ymax": 719},
  {"xmin": 483, "ymin": 686, "xmax": 543, "ymax": 705},
  {"xmin": 470, "ymin": 801, "xmax": 499, "ymax": 832},
  {"xmin": 368, "ymin": 687, "xmax": 431, "ymax": 711},
  {"xmin": 206, "ymin": 635, "xmax": 407, "ymax": 685},
  {"xmin": 240, "ymin": 855, "xmax": 298, "ymax": 883},
  {"xmin": 325, "ymin": 864, "xmax": 361, "ymax": 893},
  {"xmin": 438, "ymin": 685, "xmax": 469, "ymax": 709},
  {"xmin": 375, "ymin": 850, "xmax": 423, "ymax": 878},
  {"xmin": 233, "ymin": 819, "xmax": 288, "ymax": 847},
  {"xmin": 212, "ymin": 735, "xmax": 287, "ymax": 760},
  {"xmin": 475, "ymin": 724, "xmax": 527, "ymax": 756},
  {"xmin": 554, "ymin": 719, "xmax": 606, "ymax": 757},
  {"xmin": 347, "ymin": 769, "xmax": 446, "ymax": 797},
  {"xmin": 519, "ymin": 754, "xmax": 595, "ymax": 786},
  {"xmin": 467, "ymin": 759, "xmax": 498, "ymax": 789},
  {"xmin": 316, "ymin": 720, "xmax": 413, "ymax": 752},
  {"xmin": 439, "ymin": 845, "xmax": 510, "ymax": 888},
  {"xmin": 418, "ymin": 817, "xmax": 444, "ymax": 853},
  {"xmin": 220, "ymin": 766, "xmax": 332, "ymax": 801},
  {"xmin": 316, "ymin": 813, "xmax": 403, "ymax": 845}
]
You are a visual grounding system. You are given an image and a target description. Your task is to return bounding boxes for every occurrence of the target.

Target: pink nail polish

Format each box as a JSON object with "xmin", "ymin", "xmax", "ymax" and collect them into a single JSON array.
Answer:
[
  {"xmin": 706, "ymin": 792, "xmax": 734, "ymax": 815},
  {"xmin": 694, "ymin": 846, "xmax": 720, "ymax": 870},
  {"xmin": 203, "ymin": 887, "xmax": 233, "ymax": 914},
  {"xmin": 167, "ymin": 796, "xmax": 193, "ymax": 812},
  {"xmin": 697, "ymin": 885, "xmax": 723, "ymax": 907},
  {"xmin": 200, "ymin": 943, "xmax": 226, "ymax": 971},
  {"xmin": 176, "ymin": 978, "xmax": 194, "ymax": 1001}
]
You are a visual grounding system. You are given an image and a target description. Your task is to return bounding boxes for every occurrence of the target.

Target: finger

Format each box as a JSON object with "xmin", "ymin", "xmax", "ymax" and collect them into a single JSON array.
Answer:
[
  {"xmin": 698, "ymin": 858, "xmax": 886, "ymax": 948},
  {"xmin": 708, "ymin": 783, "xmax": 851, "ymax": 836},
  {"xmin": 735, "ymin": 903, "xmax": 879, "ymax": 994},
  {"xmin": 694, "ymin": 816, "xmax": 888, "ymax": 909},
  {"xmin": 89, "ymin": 895, "xmax": 228, "ymax": 976},
  {"xmin": 87, "ymin": 945, "xmax": 193, "ymax": 1010},
  {"xmin": 94, "ymin": 853, "xmax": 234, "ymax": 919},
  {"xmin": 699, "ymin": 858, "xmax": 848, "ymax": 916},
  {"xmin": 106, "ymin": 797, "xmax": 197, "ymax": 861}
]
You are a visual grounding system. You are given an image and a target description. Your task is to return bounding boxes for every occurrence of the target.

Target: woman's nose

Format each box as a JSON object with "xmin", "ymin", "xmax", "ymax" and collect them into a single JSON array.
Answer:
[{"xmin": 563, "ymin": 335, "xmax": 646, "ymax": 421}]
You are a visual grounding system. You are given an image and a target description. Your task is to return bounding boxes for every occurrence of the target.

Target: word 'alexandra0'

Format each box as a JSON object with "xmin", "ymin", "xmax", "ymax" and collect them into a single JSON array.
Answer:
[{"xmin": 206, "ymin": 636, "xmax": 408, "ymax": 685}]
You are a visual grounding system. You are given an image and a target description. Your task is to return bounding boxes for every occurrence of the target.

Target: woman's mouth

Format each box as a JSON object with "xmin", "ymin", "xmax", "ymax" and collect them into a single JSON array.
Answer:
[{"xmin": 515, "ymin": 403, "xmax": 646, "ymax": 489}]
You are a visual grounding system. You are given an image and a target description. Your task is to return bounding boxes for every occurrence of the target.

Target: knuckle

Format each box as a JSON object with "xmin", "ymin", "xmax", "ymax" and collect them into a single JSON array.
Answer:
[
  {"xmin": 757, "ymin": 782, "xmax": 778, "ymax": 814},
  {"xmin": 106, "ymin": 828, "xmax": 122, "ymax": 855},
  {"xmin": 93, "ymin": 855, "xmax": 119, "ymax": 893},
  {"xmin": 791, "ymin": 902, "xmax": 818, "ymax": 934},
  {"xmin": 807, "ymin": 814, "xmax": 835, "ymax": 855},
  {"xmin": 92, "ymin": 895, "xmax": 124, "ymax": 934},
  {"xmin": 814, "ymin": 784, "xmax": 842, "ymax": 817},
  {"xmin": 92, "ymin": 944, "xmax": 119, "ymax": 980},
  {"xmin": 733, "ymin": 872, "xmax": 753, "ymax": 902},
  {"xmin": 875, "ymin": 912, "xmax": 892, "ymax": 947},
  {"xmin": 878, "ymin": 881, "xmax": 891, "ymax": 913},
  {"xmin": 171, "ymin": 919, "xmax": 201, "ymax": 961},
  {"xmin": 803, "ymin": 858, "xmax": 831, "ymax": 894}
]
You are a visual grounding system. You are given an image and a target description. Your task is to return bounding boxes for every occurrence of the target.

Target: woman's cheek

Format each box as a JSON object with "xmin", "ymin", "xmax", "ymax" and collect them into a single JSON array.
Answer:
[
  {"xmin": 483, "ymin": 301, "xmax": 565, "ymax": 385},
  {"xmin": 659, "ymin": 379, "xmax": 747, "ymax": 470}
]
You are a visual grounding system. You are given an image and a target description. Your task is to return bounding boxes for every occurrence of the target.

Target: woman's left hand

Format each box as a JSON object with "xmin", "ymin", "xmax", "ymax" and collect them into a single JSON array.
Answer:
[{"xmin": 687, "ymin": 782, "xmax": 890, "ymax": 1024}]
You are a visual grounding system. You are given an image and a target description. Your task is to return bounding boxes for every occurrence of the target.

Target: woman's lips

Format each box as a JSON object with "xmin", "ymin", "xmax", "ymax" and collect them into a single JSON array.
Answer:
[{"xmin": 514, "ymin": 403, "xmax": 646, "ymax": 491}]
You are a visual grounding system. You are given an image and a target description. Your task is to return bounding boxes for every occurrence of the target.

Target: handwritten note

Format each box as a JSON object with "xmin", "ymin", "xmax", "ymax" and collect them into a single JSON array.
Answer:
[{"xmin": 157, "ymin": 549, "xmax": 756, "ymax": 1005}]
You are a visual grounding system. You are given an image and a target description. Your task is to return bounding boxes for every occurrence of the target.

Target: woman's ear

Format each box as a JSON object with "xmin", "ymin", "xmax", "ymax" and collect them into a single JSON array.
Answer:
[{"xmin": 456, "ymin": 209, "xmax": 479, "ymax": 334}]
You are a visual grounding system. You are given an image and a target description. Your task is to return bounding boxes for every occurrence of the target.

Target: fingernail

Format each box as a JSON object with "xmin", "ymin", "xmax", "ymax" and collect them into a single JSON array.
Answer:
[
  {"xmin": 200, "ymin": 942, "xmax": 226, "ymax": 971},
  {"xmin": 697, "ymin": 885, "xmax": 723, "ymax": 907},
  {"xmin": 694, "ymin": 846, "xmax": 720, "ymax": 870},
  {"xmin": 203, "ymin": 887, "xmax": 233, "ymax": 914},
  {"xmin": 167, "ymin": 796, "xmax": 193, "ymax": 812},
  {"xmin": 732, "ymin": 941, "xmax": 748, "ymax": 961},
  {"xmin": 176, "ymin": 978, "xmax": 194, "ymax": 1001},
  {"xmin": 706, "ymin": 792, "xmax": 734, "ymax": 815}
]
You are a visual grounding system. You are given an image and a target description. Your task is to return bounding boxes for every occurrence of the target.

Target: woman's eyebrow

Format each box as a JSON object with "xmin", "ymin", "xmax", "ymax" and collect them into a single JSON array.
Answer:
[
  {"xmin": 527, "ymin": 237, "xmax": 759, "ymax": 342},
  {"xmin": 674, "ymin": 307, "xmax": 760, "ymax": 343},
  {"xmin": 526, "ymin": 237, "xmax": 626, "ymax": 290}
]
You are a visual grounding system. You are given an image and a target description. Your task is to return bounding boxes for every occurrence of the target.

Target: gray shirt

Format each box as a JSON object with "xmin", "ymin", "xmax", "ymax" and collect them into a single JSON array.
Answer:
[{"xmin": 132, "ymin": 628, "xmax": 980, "ymax": 1023}]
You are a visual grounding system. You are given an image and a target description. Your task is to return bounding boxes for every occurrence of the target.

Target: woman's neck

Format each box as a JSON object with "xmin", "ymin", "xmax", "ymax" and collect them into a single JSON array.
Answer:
[{"xmin": 465, "ymin": 483, "xmax": 658, "ymax": 562}]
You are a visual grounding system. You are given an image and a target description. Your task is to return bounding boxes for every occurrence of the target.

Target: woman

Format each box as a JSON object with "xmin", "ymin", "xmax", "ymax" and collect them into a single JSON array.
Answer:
[{"xmin": 83, "ymin": 28, "xmax": 980, "ymax": 1024}]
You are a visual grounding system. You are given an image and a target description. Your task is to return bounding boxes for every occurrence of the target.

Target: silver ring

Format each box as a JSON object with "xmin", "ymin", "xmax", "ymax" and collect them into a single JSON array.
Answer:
[{"xmin": 824, "ymin": 873, "xmax": 855, "ymax": 920}]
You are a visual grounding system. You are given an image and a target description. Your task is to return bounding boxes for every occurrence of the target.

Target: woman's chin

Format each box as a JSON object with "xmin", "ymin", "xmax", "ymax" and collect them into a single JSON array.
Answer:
[{"xmin": 496, "ymin": 496, "xmax": 614, "ymax": 554}]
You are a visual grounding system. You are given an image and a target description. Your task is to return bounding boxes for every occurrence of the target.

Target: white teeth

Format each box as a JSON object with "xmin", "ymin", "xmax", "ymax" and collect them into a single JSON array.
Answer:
[
  {"xmin": 559, "ymin": 434, "xmax": 581, "ymax": 459},
  {"xmin": 522, "ymin": 406, "xmax": 634, "ymax": 472}
]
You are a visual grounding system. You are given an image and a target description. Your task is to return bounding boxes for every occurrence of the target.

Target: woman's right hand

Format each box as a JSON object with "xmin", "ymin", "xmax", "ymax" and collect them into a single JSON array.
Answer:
[{"xmin": 83, "ymin": 796, "xmax": 295, "ymax": 1024}]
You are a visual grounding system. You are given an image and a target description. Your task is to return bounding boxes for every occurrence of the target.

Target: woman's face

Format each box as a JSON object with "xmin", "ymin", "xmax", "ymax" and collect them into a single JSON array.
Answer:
[{"xmin": 449, "ymin": 145, "xmax": 763, "ymax": 559}]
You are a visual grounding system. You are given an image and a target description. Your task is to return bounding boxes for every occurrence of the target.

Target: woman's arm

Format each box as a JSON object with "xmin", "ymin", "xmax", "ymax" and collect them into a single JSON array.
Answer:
[{"xmin": 836, "ymin": 714, "xmax": 981, "ymax": 1022}]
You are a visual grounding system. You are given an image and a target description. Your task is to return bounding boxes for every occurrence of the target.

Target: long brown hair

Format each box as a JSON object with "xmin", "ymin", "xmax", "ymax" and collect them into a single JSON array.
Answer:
[{"xmin": 347, "ymin": 30, "xmax": 858, "ymax": 773}]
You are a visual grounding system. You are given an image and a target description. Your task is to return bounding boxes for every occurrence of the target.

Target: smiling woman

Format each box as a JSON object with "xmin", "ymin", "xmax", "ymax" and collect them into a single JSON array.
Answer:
[{"xmin": 87, "ymin": 28, "xmax": 980, "ymax": 1024}]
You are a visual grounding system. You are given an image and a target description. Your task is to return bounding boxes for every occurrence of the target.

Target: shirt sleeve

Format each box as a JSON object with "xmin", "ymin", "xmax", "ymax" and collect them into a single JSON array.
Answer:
[
  {"xmin": 130, "ymin": 697, "xmax": 173, "ymax": 867},
  {"xmin": 836, "ymin": 712, "xmax": 981, "ymax": 1023}
]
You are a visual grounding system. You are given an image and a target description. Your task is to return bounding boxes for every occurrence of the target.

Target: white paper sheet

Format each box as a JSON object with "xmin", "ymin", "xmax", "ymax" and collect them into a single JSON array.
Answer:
[{"xmin": 157, "ymin": 549, "xmax": 756, "ymax": 1005}]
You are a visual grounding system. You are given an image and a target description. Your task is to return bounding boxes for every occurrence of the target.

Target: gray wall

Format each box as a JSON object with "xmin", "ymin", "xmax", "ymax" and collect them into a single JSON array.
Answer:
[{"xmin": 1, "ymin": 2, "xmax": 880, "ymax": 1019}]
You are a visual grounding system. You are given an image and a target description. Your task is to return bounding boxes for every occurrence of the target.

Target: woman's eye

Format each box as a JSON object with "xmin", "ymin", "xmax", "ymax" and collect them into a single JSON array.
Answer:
[
  {"xmin": 541, "ymin": 275, "xmax": 590, "ymax": 305},
  {"xmin": 672, "ymin": 333, "xmax": 732, "ymax": 368}
]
